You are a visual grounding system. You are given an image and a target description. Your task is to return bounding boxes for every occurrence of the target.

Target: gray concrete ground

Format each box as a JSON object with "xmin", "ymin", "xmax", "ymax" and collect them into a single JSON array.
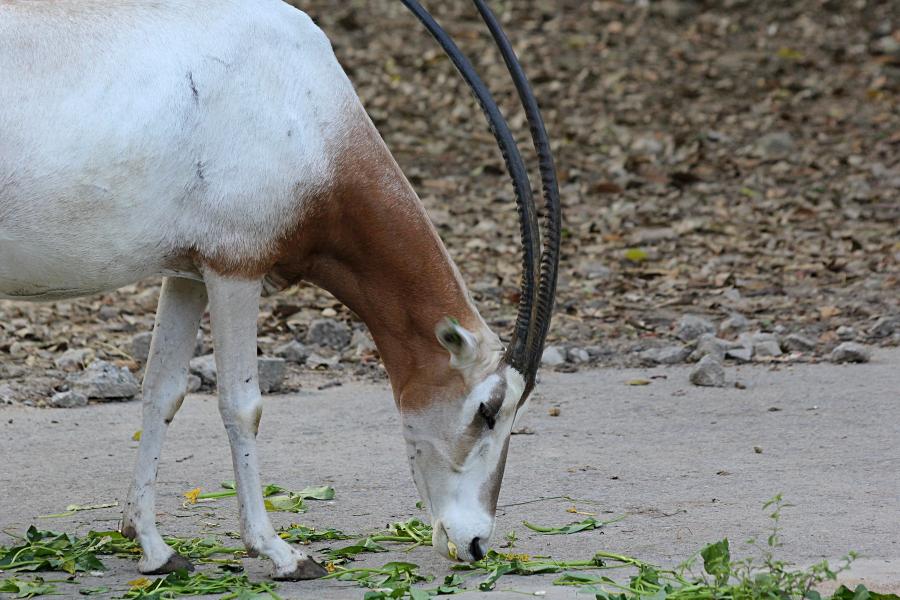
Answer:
[{"xmin": 1, "ymin": 350, "xmax": 899, "ymax": 599}]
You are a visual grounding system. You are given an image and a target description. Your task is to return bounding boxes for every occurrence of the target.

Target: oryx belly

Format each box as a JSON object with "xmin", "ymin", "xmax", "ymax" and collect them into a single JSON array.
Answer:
[{"xmin": 0, "ymin": 0, "xmax": 355, "ymax": 300}]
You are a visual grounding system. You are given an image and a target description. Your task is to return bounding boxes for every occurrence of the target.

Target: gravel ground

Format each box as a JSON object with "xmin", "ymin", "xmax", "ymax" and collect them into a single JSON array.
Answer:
[
  {"xmin": 1, "ymin": 351, "xmax": 899, "ymax": 598},
  {"xmin": 1, "ymin": 0, "xmax": 898, "ymax": 406}
]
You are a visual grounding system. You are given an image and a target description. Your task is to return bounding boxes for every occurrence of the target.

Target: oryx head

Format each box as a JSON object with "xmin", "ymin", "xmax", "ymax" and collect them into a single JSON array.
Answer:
[{"xmin": 399, "ymin": 0, "xmax": 561, "ymax": 562}]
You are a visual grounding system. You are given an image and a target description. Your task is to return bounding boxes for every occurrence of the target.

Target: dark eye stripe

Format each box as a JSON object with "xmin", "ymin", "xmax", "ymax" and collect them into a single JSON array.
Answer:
[{"xmin": 478, "ymin": 402, "xmax": 496, "ymax": 430}]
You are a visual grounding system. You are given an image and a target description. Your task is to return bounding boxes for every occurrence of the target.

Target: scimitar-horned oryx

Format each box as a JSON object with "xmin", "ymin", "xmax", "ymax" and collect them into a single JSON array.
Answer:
[{"xmin": 0, "ymin": 0, "xmax": 560, "ymax": 580}]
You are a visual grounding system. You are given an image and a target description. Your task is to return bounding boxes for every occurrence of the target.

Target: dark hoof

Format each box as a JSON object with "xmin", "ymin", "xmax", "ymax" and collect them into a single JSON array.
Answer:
[
  {"xmin": 145, "ymin": 553, "xmax": 195, "ymax": 575},
  {"xmin": 120, "ymin": 523, "xmax": 137, "ymax": 540},
  {"xmin": 273, "ymin": 557, "xmax": 328, "ymax": 581}
]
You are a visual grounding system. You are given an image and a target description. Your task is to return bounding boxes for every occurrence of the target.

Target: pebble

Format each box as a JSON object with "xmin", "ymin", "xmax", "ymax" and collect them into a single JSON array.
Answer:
[
  {"xmin": 0, "ymin": 383, "xmax": 19, "ymax": 405},
  {"xmin": 350, "ymin": 329, "xmax": 378, "ymax": 358},
  {"xmin": 541, "ymin": 346, "xmax": 567, "ymax": 367},
  {"xmin": 830, "ymin": 342, "xmax": 872, "ymax": 364},
  {"xmin": 641, "ymin": 345, "xmax": 689, "ymax": 365},
  {"xmin": 48, "ymin": 390, "xmax": 89, "ymax": 408},
  {"xmin": 692, "ymin": 334, "xmax": 732, "ymax": 362},
  {"xmin": 189, "ymin": 355, "xmax": 287, "ymax": 393},
  {"xmin": 836, "ymin": 326, "xmax": 856, "ymax": 341},
  {"xmin": 307, "ymin": 352, "xmax": 341, "ymax": 370},
  {"xmin": 132, "ymin": 332, "xmax": 154, "ymax": 364},
  {"xmin": 718, "ymin": 313, "xmax": 749, "ymax": 337},
  {"xmin": 676, "ymin": 314, "xmax": 716, "ymax": 342},
  {"xmin": 189, "ymin": 354, "xmax": 218, "ymax": 385},
  {"xmin": 54, "ymin": 348, "xmax": 94, "ymax": 372},
  {"xmin": 782, "ymin": 334, "xmax": 816, "ymax": 352},
  {"xmin": 726, "ymin": 345, "xmax": 753, "ymax": 363},
  {"xmin": 869, "ymin": 316, "xmax": 898, "ymax": 338},
  {"xmin": 305, "ymin": 318, "xmax": 352, "ymax": 350},
  {"xmin": 567, "ymin": 347, "xmax": 591, "ymax": 364},
  {"xmin": 257, "ymin": 357, "xmax": 286, "ymax": 394},
  {"xmin": 275, "ymin": 340, "xmax": 310, "ymax": 364},
  {"xmin": 753, "ymin": 340, "xmax": 783, "ymax": 358},
  {"xmin": 71, "ymin": 360, "xmax": 139, "ymax": 400},
  {"xmin": 689, "ymin": 355, "xmax": 726, "ymax": 387}
]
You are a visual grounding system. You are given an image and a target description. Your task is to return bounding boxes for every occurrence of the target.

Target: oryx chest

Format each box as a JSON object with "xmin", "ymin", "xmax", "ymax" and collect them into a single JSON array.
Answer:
[{"xmin": 0, "ymin": 0, "xmax": 354, "ymax": 300}]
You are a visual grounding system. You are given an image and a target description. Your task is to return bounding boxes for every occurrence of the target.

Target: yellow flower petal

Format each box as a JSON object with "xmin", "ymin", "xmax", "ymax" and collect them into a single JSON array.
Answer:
[
  {"xmin": 128, "ymin": 577, "xmax": 151, "ymax": 589},
  {"xmin": 183, "ymin": 487, "xmax": 201, "ymax": 504}
]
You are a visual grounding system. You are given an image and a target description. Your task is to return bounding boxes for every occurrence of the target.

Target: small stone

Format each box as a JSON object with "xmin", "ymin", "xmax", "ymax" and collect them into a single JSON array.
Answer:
[
  {"xmin": 305, "ymin": 318, "xmax": 352, "ymax": 350},
  {"xmin": 567, "ymin": 347, "xmax": 591, "ymax": 364},
  {"xmin": 321, "ymin": 307, "xmax": 338, "ymax": 318},
  {"xmin": 541, "ymin": 346, "xmax": 566, "ymax": 367},
  {"xmin": 873, "ymin": 35, "xmax": 900, "ymax": 56},
  {"xmin": 307, "ymin": 352, "xmax": 341, "ymax": 370},
  {"xmin": 836, "ymin": 326, "xmax": 856, "ymax": 341},
  {"xmin": 753, "ymin": 340, "xmax": 783, "ymax": 358},
  {"xmin": 0, "ymin": 383, "xmax": 20, "ymax": 405},
  {"xmin": 689, "ymin": 355, "xmax": 726, "ymax": 387},
  {"xmin": 548, "ymin": 407, "xmax": 561, "ymax": 417},
  {"xmin": 48, "ymin": 390, "xmax": 89, "ymax": 408},
  {"xmin": 726, "ymin": 345, "xmax": 753, "ymax": 363},
  {"xmin": 257, "ymin": 357, "xmax": 286, "ymax": 394},
  {"xmin": 869, "ymin": 316, "xmax": 898, "ymax": 338},
  {"xmin": 782, "ymin": 334, "xmax": 816, "ymax": 352},
  {"xmin": 830, "ymin": 342, "xmax": 872, "ymax": 364},
  {"xmin": 189, "ymin": 354, "xmax": 218, "ymax": 385},
  {"xmin": 350, "ymin": 329, "xmax": 377, "ymax": 358},
  {"xmin": 186, "ymin": 375, "xmax": 202, "ymax": 394},
  {"xmin": 642, "ymin": 345, "xmax": 690, "ymax": 365},
  {"xmin": 97, "ymin": 306, "xmax": 119, "ymax": 321},
  {"xmin": 718, "ymin": 313, "xmax": 749, "ymax": 337},
  {"xmin": 579, "ymin": 261, "xmax": 612, "ymax": 280},
  {"xmin": 676, "ymin": 314, "xmax": 716, "ymax": 342},
  {"xmin": 55, "ymin": 348, "xmax": 95, "ymax": 372},
  {"xmin": 692, "ymin": 334, "xmax": 732, "ymax": 362},
  {"xmin": 132, "ymin": 332, "xmax": 154, "ymax": 364},
  {"xmin": 71, "ymin": 360, "xmax": 139, "ymax": 400},
  {"xmin": 756, "ymin": 131, "xmax": 795, "ymax": 159},
  {"xmin": 275, "ymin": 340, "xmax": 310, "ymax": 364}
]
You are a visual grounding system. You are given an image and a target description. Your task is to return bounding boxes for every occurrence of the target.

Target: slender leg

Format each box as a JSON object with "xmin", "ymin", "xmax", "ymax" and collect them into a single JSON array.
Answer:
[
  {"xmin": 122, "ymin": 277, "xmax": 208, "ymax": 574},
  {"xmin": 205, "ymin": 271, "xmax": 326, "ymax": 580}
]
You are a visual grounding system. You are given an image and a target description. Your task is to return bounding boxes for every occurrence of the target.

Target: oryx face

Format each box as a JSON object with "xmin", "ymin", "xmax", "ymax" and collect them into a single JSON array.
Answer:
[
  {"xmin": 396, "ymin": 0, "xmax": 561, "ymax": 565},
  {"xmin": 401, "ymin": 319, "xmax": 526, "ymax": 562}
]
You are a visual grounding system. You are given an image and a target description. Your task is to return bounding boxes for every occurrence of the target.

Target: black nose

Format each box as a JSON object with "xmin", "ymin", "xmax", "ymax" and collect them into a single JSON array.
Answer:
[{"xmin": 469, "ymin": 537, "xmax": 485, "ymax": 561}]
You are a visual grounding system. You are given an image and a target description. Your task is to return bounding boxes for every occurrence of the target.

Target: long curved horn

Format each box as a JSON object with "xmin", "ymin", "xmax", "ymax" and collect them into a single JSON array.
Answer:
[
  {"xmin": 472, "ymin": 0, "xmax": 561, "ymax": 396},
  {"xmin": 399, "ymin": 0, "xmax": 541, "ymax": 375}
]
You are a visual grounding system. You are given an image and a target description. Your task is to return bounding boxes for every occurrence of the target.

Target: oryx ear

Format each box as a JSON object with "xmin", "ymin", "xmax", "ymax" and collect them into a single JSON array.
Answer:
[{"xmin": 435, "ymin": 317, "xmax": 478, "ymax": 367}]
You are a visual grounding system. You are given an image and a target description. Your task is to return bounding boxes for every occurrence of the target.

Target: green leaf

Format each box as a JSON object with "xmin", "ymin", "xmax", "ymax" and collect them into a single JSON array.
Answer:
[
  {"xmin": 523, "ymin": 516, "xmax": 620, "ymax": 535},
  {"xmin": 700, "ymin": 539, "xmax": 731, "ymax": 586},
  {"xmin": 0, "ymin": 576, "xmax": 58, "ymax": 598},
  {"xmin": 263, "ymin": 494, "xmax": 305, "ymax": 513},
  {"xmin": 296, "ymin": 485, "xmax": 336, "ymax": 501}
]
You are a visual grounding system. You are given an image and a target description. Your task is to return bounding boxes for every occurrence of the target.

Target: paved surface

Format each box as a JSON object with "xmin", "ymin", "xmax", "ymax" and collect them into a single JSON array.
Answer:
[{"xmin": 1, "ymin": 350, "xmax": 898, "ymax": 599}]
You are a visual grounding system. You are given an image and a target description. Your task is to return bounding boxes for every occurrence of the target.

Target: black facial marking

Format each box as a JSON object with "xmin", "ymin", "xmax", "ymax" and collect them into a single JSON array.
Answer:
[{"xmin": 478, "ymin": 402, "xmax": 496, "ymax": 430}]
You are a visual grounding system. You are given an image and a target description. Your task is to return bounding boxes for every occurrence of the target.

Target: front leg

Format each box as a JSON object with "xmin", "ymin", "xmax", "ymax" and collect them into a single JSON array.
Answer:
[
  {"xmin": 205, "ymin": 271, "xmax": 327, "ymax": 580},
  {"xmin": 123, "ymin": 276, "xmax": 207, "ymax": 574}
]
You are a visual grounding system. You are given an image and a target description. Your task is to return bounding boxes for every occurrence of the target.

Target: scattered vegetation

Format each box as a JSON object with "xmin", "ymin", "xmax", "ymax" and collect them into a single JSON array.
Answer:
[
  {"xmin": 1, "ymin": 496, "xmax": 897, "ymax": 599},
  {"xmin": 182, "ymin": 481, "xmax": 335, "ymax": 514}
]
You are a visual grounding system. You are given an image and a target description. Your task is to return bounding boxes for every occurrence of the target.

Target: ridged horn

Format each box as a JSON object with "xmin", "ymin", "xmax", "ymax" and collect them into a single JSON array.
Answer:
[
  {"xmin": 399, "ymin": 0, "xmax": 542, "ymax": 375},
  {"xmin": 472, "ymin": 0, "xmax": 562, "ymax": 397}
]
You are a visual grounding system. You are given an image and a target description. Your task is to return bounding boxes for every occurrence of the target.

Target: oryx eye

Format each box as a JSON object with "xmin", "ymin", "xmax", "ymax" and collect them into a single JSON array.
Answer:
[{"xmin": 478, "ymin": 402, "xmax": 496, "ymax": 430}]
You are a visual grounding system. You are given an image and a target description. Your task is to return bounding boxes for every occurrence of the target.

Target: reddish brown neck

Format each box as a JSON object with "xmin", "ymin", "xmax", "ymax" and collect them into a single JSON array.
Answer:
[{"xmin": 273, "ymin": 121, "xmax": 481, "ymax": 405}]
